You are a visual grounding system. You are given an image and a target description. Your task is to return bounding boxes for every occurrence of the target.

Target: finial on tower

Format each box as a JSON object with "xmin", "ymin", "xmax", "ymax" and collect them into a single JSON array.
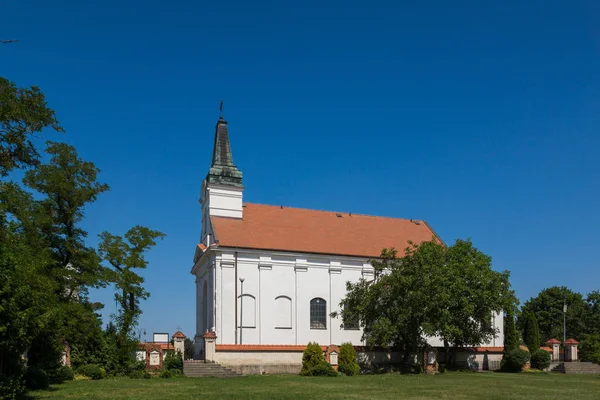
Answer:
[{"xmin": 219, "ymin": 99, "xmax": 224, "ymax": 119}]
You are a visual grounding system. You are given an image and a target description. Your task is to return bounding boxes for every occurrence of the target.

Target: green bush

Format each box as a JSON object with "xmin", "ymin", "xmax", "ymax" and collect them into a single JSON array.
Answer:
[
  {"xmin": 580, "ymin": 334, "xmax": 600, "ymax": 364},
  {"xmin": 411, "ymin": 363, "xmax": 424, "ymax": 374},
  {"xmin": 128, "ymin": 360, "xmax": 147, "ymax": 372},
  {"xmin": 50, "ymin": 366, "xmax": 74, "ymax": 384},
  {"xmin": 500, "ymin": 348, "xmax": 530, "ymax": 372},
  {"xmin": 310, "ymin": 361, "xmax": 338, "ymax": 377},
  {"xmin": 338, "ymin": 343, "xmax": 359, "ymax": 376},
  {"xmin": 129, "ymin": 370, "xmax": 145, "ymax": 379},
  {"xmin": 159, "ymin": 369, "xmax": 172, "ymax": 379},
  {"xmin": 163, "ymin": 351, "xmax": 183, "ymax": 372},
  {"xmin": 24, "ymin": 367, "xmax": 49, "ymax": 390},
  {"xmin": 0, "ymin": 373, "xmax": 26, "ymax": 400},
  {"xmin": 530, "ymin": 349, "xmax": 551, "ymax": 370},
  {"xmin": 301, "ymin": 342, "xmax": 324, "ymax": 376},
  {"xmin": 438, "ymin": 364, "xmax": 446, "ymax": 373},
  {"xmin": 76, "ymin": 364, "xmax": 105, "ymax": 380}
]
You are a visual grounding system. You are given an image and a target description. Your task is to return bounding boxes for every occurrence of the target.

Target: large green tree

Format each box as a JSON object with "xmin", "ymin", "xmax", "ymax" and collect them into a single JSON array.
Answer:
[
  {"xmin": 503, "ymin": 310, "xmax": 519, "ymax": 354},
  {"xmin": 336, "ymin": 239, "xmax": 513, "ymax": 366},
  {"xmin": 518, "ymin": 287, "xmax": 588, "ymax": 343},
  {"xmin": 523, "ymin": 312, "xmax": 541, "ymax": 352},
  {"xmin": 23, "ymin": 141, "xmax": 110, "ymax": 298},
  {"xmin": 0, "ymin": 77, "xmax": 63, "ymax": 176}
]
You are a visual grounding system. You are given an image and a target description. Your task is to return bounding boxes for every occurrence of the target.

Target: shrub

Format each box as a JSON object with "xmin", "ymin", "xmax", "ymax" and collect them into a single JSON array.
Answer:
[
  {"xmin": 301, "ymin": 342, "xmax": 324, "ymax": 376},
  {"xmin": 500, "ymin": 348, "xmax": 530, "ymax": 372},
  {"xmin": 411, "ymin": 363, "xmax": 424, "ymax": 374},
  {"xmin": 0, "ymin": 374, "xmax": 26, "ymax": 400},
  {"xmin": 159, "ymin": 369, "xmax": 171, "ymax": 379},
  {"xmin": 530, "ymin": 349, "xmax": 551, "ymax": 370},
  {"xmin": 76, "ymin": 364, "xmax": 105, "ymax": 380},
  {"xmin": 128, "ymin": 360, "xmax": 147, "ymax": 372},
  {"xmin": 438, "ymin": 364, "xmax": 446, "ymax": 373},
  {"xmin": 129, "ymin": 370, "xmax": 145, "ymax": 379},
  {"xmin": 50, "ymin": 366, "xmax": 74, "ymax": 384},
  {"xmin": 310, "ymin": 361, "xmax": 337, "ymax": 377},
  {"xmin": 338, "ymin": 343, "xmax": 359, "ymax": 376},
  {"xmin": 163, "ymin": 351, "xmax": 183, "ymax": 372},
  {"xmin": 24, "ymin": 367, "xmax": 49, "ymax": 390}
]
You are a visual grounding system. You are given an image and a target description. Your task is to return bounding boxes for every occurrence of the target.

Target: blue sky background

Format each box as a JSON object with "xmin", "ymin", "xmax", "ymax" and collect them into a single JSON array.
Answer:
[{"xmin": 2, "ymin": 0, "xmax": 599, "ymax": 341}]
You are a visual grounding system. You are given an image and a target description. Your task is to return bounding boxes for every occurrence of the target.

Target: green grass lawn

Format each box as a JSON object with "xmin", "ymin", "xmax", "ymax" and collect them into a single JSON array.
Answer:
[{"xmin": 30, "ymin": 372, "xmax": 600, "ymax": 400}]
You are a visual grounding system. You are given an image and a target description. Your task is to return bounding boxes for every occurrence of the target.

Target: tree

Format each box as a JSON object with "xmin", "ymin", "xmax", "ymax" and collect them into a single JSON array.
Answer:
[
  {"xmin": 98, "ymin": 226, "xmax": 165, "ymax": 367},
  {"xmin": 503, "ymin": 310, "xmax": 519, "ymax": 354},
  {"xmin": 523, "ymin": 312, "xmax": 541, "ymax": 352},
  {"xmin": 584, "ymin": 291, "xmax": 600, "ymax": 337},
  {"xmin": 336, "ymin": 239, "xmax": 513, "ymax": 366},
  {"xmin": 0, "ymin": 77, "xmax": 63, "ymax": 176},
  {"xmin": 518, "ymin": 287, "xmax": 588, "ymax": 342},
  {"xmin": 23, "ymin": 141, "xmax": 110, "ymax": 298}
]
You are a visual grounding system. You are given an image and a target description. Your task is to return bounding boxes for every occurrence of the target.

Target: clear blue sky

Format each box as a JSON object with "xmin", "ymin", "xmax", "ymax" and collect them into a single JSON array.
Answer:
[{"xmin": 2, "ymin": 0, "xmax": 599, "ymax": 341}]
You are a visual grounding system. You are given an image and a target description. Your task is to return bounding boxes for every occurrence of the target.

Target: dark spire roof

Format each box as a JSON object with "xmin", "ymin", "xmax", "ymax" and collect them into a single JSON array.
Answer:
[{"xmin": 205, "ymin": 116, "xmax": 243, "ymax": 187}]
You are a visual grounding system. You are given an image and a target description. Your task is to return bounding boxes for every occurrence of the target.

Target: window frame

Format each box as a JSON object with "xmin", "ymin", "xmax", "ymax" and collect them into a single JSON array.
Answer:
[{"xmin": 310, "ymin": 297, "xmax": 327, "ymax": 330}]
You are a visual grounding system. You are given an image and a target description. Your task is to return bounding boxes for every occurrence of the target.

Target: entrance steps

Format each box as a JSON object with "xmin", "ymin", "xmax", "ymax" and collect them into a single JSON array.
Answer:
[
  {"xmin": 183, "ymin": 361, "xmax": 242, "ymax": 378},
  {"xmin": 551, "ymin": 362, "xmax": 600, "ymax": 374}
]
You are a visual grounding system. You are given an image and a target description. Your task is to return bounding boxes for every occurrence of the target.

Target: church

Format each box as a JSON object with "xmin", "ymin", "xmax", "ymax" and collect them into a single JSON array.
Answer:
[{"xmin": 191, "ymin": 112, "xmax": 504, "ymax": 368}]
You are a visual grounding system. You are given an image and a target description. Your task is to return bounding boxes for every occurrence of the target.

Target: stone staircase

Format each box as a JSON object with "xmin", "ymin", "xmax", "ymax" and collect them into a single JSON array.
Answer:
[
  {"xmin": 551, "ymin": 362, "xmax": 600, "ymax": 374},
  {"xmin": 183, "ymin": 361, "xmax": 242, "ymax": 378}
]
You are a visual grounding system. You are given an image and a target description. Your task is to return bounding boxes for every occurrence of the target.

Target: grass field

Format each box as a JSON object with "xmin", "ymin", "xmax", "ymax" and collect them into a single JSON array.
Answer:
[{"xmin": 30, "ymin": 372, "xmax": 600, "ymax": 400}]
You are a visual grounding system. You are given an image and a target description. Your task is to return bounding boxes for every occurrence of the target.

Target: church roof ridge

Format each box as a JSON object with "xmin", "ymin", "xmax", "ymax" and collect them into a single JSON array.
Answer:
[{"xmin": 242, "ymin": 202, "xmax": 426, "ymax": 224}]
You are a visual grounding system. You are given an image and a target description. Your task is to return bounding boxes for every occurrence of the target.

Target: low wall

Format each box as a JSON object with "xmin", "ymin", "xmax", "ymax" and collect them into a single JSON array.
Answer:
[{"xmin": 212, "ymin": 345, "xmax": 505, "ymax": 374}]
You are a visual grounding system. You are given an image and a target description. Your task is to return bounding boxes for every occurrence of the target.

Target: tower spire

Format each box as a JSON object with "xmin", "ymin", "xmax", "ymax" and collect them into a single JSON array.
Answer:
[{"xmin": 205, "ymin": 103, "xmax": 243, "ymax": 187}]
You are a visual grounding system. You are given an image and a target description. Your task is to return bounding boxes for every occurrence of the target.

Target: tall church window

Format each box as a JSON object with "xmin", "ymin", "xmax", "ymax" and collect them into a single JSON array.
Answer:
[
  {"xmin": 310, "ymin": 298, "xmax": 327, "ymax": 329},
  {"xmin": 239, "ymin": 294, "xmax": 256, "ymax": 328},
  {"xmin": 275, "ymin": 296, "xmax": 292, "ymax": 329}
]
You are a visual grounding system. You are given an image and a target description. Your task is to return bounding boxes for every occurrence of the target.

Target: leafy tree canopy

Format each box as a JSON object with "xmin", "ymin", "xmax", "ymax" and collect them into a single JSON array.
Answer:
[
  {"xmin": 518, "ymin": 286, "xmax": 588, "ymax": 343},
  {"xmin": 0, "ymin": 77, "xmax": 63, "ymax": 176},
  {"xmin": 336, "ymin": 239, "xmax": 514, "ymax": 365}
]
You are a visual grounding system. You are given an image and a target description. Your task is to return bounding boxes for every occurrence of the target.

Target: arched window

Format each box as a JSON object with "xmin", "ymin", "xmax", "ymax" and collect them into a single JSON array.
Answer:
[
  {"xmin": 310, "ymin": 298, "xmax": 327, "ymax": 329},
  {"xmin": 238, "ymin": 294, "xmax": 256, "ymax": 328},
  {"xmin": 275, "ymin": 296, "xmax": 292, "ymax": 329}
]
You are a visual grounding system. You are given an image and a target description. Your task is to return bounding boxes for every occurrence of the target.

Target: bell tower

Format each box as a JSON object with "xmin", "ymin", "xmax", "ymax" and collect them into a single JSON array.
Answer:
[{"xmin": 200, "ymin": 105, "xmax": 244, "ymax": 242}]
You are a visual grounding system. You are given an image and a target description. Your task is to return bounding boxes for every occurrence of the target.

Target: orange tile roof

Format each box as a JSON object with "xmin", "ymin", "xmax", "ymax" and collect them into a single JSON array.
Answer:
[
  {"xmin": 173, "ymin": 331, "xmax": 186, "ymax": 339},
  {"xmin": 540, "ymin": 346, "xmax": 552, "ymax": 353},
  {"xmin": 546, "ymin": 338, "xmax": 561, "ymax": 345},
  {"xmin": 138, "ymin": 342, "xmax": 174, "ymax": 352},
  {"xmin": 211, "ymin": 203, "xmax": 442, "ymax": 258}
]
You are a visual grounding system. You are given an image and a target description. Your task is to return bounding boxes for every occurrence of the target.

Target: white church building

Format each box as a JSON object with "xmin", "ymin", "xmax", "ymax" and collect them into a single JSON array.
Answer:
[{"xmin": 191, "ymin": 113, "xmax": 504, "ymax": 371}]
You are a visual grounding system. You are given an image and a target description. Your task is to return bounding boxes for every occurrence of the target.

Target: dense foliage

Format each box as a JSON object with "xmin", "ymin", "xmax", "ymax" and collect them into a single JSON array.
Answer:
[
  {"xmin": 500, "ymin": 348, "xmax": 530, "ymax": 373},
  {"xmin": 530, "ymin": 349, "xmax": 551, "ymax": 370},
  {"xmin": 523, "ymin": 312, "xmax": 541, "ymax": 352},
  {"xmin": 0, "ymin": 77, "xmax": 163, "ymax": 395},
  {"xmin": 76, "ymin": 364, "xmax": 105, "ymax": 380},
  {"xmin": 301, "ymin": 343, "xmax": 325, "ymax": 376},
  {"xmin": 503, "ymin": 310, "xmax": 519, "ymax": 354},
  {"xmin": 336, "ymin": 240, "xmax": 515, "ymax": 366},
  {"xmin": 579, "ymin": 333, "xmax": 600, "ymax": 364},
  {"xmin": 163, "ymin": 351, "xmax": 184, "ymax": 373},
  {"xmin": 338, "ymin": 343, "xmax": 359, "ymax": 376}
]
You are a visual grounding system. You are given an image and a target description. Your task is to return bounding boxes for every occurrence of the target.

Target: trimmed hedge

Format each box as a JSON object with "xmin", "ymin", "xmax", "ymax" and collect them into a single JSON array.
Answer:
[
  {"xmin": 338, "ymin": 343, "xmax": 359, "ymax": 376},
  {"xmin": 129, "ymin": 370, "xmax": 152, "ymax": 379},
  {"xmin": 530, "ymin": 349, "xmax": 551, "ymax": 370},
  {"xmin": 500, "ymin": 348, "xmax": 530, "ymax": 372}
]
